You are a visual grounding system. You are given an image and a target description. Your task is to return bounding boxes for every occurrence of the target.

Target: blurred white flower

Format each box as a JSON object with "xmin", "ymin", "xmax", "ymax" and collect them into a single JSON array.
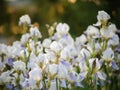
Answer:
[
  {"xmin": 27, "ymin": 62, "xmax": 39, "ymax": 70},
  {"xmin": 22, "ymin": 78, "xmax": 37, "ymax": 89},
  {"xmin": 49, "ymin": 80, "xmax": 56, "ymax": 90},
  {"xmin": 6, "ymin": 46, "xmax": 21, "ymax": 57},
  {"xmin": 56, "ymin": 23, "xmax": 70, "ymax": 35},
  {"xmin": 89, "ymin": 58, "xmax": 102, "ymax": 71},
  {"xmin": 28, "ymin": 39, "xmax": 35, "ymax": 52},
  {"xmin": 13, "ymin": 41, "xmax": 23, "ymax": 49},
  {"xmin": 50, "ymin": 41, "xmax": 63, "ymax": 54},
  {"xmin": 68, "ymin": 45, "xmax": 77, "ymax": 58},
  {"xmin": 60, "ymin": 45, "xmax": 77, "ymax": 60},
  {"xmin": 20, "ymin": 49, "xmax": 29, "ymax": 59},
  {"xmin": 100, "ymin": 28, "xmax": 115, "ymax": 39},
  {"xmin": 108, "ymin": 34, "xmax": 119, "ymax": 46},
  {"xmin": 20, "ymin": 73, "xmax": 25, "ymax": 86},
  {"xmin": 95, "ymin": 42, "xmax": 101, "ymax": 52},
  {"xmin": 60, "ymin": 47, "xmax": 70, "ymax": 60},
  {"xmin": 13, "ymin": 60, "xmax": 26, "ymax": 71},
  {"xmin": 80, "ymin": 48, "xmax": 91, "ymax": 59},
  {"xmin": 102, "ymin": 47, "xmax": 114, "ymax": 61},
  {"xmin": 19, "ymin": 14, "xmax": 31, "ymax": 26},
  {"xmin": 97, "ymin": 11, "xmax": 110, "ymax": 22},
  {"xmin": 35, "ymin": 42, "xmax": 43, "ymax": 54},
  {"xmin": 0, "ymin": 70, "xmax": 11, "ymax": 84},
  {"xmin": 108, "ymin": 24, "xmax": 117, "ymax": 32},
  {"xmin": 30, "ymin": 26, "xmax": 42, "ymax": 38},
  {"xmin": 87, "ymin": 42, "xmax": 101, "ymax": 54},
  {"xmin": 58, "ymin": 63, "xmax": 68, "ymax": 79},
  {"xmin": 29, "ymin": 67, "xmax": 42, "ymax": 81},
  {"xmin": 20, "ymin": 33, "xmax": 30, "ymax": 44},
  {"xmin": 0, "ymin": 11, "xmax": 120, "ymax": 89},
  {"xmin": 29, "ymin": 52, "xmax": 39, "ymax": 63},
  {"xmin": 79, "ymin": 59, "xmax": 88, "ymax": 72},
  {"xmin": 46, "ymin": 52, "xmax": 57, "ymax": 63},
  {"xmin": 48, "ymin": 64, "xmax": 58, "ymax": 76},
  {"xmin": 42, "ymin": 38, "xmax": 52, "ymax": 48},
  {"xmin": 85, "ymin": 25, "xmax": 99, "ymax": 36},
  {"xmin": 59, "ymin": 34, "xmax": 74, "ymax": 46},
  {"xmin": 75, "ymin": 34, "xmax": 87, "ymax": 45},
  {"xmin": 37, "ymin": 53, "xmax": 45, "ymax": 64}
]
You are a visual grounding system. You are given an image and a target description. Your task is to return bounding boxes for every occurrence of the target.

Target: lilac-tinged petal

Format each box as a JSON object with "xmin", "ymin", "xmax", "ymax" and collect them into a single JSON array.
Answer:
[
  {"xmin": 94, "ymin": 73, "xmax": 99, "ymax": 85},
  {"xmin": 79, "ymin": 71, "xmax": 88, "ymax": 81},
  {"xmin": 6, "ymin": 84, "xmax": 14, "ymax": 90},
  {"xmin": 109, "ymin": 61, "xmax": 119, "ymax": 70},
  {"xmin": 97, "ymin": 71, "xmax": 106, "ymax": 80},
  {"xmin": 7, "ymin": 58, "xmax": 14, "ymax": 67},
  {"xmin": 74, "ymin": 82, "xmax": 84, "ymax": 88},
  {"xmin": 69, "ymin": 72, "xmax": 77, "ymax": 81},
  {"xmin": 60, "ymin": 60, "xmax": 70, "ymax": 68},
  {"xmin": 60, "ymin": 80, "xmax": 66, "ymax": 88},
  {"xmin": 79, "ymin": 60, "xmax": 88, "ymax": 72},
  {"xmin": 68, "ymin": 71, "xmax": 78, "ymax": 82}
]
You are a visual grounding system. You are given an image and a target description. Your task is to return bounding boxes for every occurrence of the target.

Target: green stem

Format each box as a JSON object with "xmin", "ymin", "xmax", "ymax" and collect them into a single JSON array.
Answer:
[
  {"xmin": 56, "ymin": 78, "xmax": 59, "ymax": 90},
  {"xmin": 43, "ymin": 77, "xmax": 46, "ymax": 89}
]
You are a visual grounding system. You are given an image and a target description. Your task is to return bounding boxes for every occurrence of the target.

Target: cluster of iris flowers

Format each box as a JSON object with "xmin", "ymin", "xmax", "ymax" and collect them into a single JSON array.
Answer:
[{"xmin": 0, "ymin": 11, "xmax": 120, "ymax": 90}]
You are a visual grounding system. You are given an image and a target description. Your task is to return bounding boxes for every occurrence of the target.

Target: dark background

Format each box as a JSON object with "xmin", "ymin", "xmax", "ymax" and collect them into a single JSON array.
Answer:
[{"xmin": 0, "ymin": 0, "xmax": 120, "ymax": 44}]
